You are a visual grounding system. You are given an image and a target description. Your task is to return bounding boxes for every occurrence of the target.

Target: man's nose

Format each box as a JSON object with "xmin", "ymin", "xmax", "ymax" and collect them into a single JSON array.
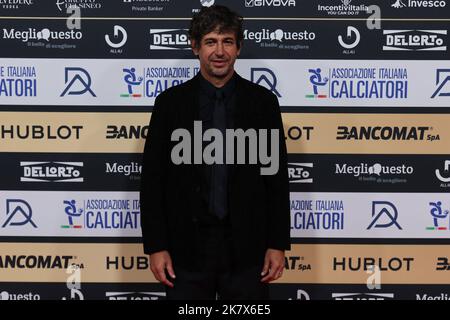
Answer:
[{"xmin": 215, "ymin": 42, "xmax": 224, "ymax": 56}]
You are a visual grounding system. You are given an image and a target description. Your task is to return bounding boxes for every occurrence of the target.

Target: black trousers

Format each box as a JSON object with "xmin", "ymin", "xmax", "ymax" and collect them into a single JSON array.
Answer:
[{"xmin": 166, "ymin": 223, "xmax": 269, "ymax": 300}]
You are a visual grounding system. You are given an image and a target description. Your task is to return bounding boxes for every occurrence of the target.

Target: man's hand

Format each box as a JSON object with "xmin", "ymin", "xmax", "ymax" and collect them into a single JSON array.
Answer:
[
  {"xmin": 149, "ymin": 250, "xmax": 176, "ymax": 287},
  {"xmin": 261, "ymin": 248, "xmax": 285, "ymax": 283}
]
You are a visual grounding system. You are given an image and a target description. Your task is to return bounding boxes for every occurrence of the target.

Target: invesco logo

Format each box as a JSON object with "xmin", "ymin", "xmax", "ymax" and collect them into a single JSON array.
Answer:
[{"xmin": 20, "ymin": 161, "xmax": 83, "ymax": 182}]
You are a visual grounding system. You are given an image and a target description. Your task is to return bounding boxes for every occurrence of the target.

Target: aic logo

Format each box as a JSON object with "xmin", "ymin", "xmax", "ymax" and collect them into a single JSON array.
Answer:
[
  {"xmin": 121, "ymin": 67, "xmax": 143, "ymax": 98},
  {"xmin": 288, "ymin": 163, "xmax": 313, "ymax": 183},
  {"xmin": 2, "ymin": 199, "xmax": 37, "ymax": 228},
  {"xmin": 367, "ymin": 201, "xmax": 402, "ymax": 230},
  {"xmin": 149, "ymin": 29, "xmax": 190, "ymax": 50},
  {"xmin": 306, "ymin": 68, "xmax": 328, "ymax": 98},
  {"xmin": 383, "ymin": 30, "xmax": 447, "ymax": 51},
  {"xmin": 427, "ymin": 201, "xmax": 449, "ymax": 231},
  {"xmin": 431, "ymin": 69, "xmax": 450, "ymax": 98},
  {"xmin": 306, "ymin": 67, "xmax": 409, "ymax": 100},
  {"xmin": 20, "ymin": 161, "xmax": 83, "ymax": 182},
  {"xmin": 250, "ymin": 68, "xmax": 281, "ymax": 97},
  {"xmin": 61, "ymin": 200, "xmax": 83, "ymax": 229}
]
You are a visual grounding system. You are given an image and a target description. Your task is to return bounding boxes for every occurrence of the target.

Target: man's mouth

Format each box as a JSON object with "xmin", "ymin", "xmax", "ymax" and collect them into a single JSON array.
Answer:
[{"xmin": 212, "ymin": 60, "xmax": 227, "ymax": 67}]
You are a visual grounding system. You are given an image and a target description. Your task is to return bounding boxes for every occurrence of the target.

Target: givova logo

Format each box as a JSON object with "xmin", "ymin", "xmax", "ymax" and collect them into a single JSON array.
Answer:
[
  {"xmin": 20, "ymin": 161, "xmax": 83, "ymax": 182},
  {"xmin": 106, "ymin": 292, "xmax": 166, "ymax": 300},
  {"xmin": 245, "ymin": 0, "xmax": 296, "ymax": 7}
]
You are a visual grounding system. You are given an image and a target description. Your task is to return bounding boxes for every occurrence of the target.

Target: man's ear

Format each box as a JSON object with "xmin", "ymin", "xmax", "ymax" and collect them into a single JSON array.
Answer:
[
  {"xmin": 191, "ymin": 40, "xmax": 199, "ymax": 56},
  {"xmin": 237, "ymin": 41, "xmax": 243, "ymax": 56}
]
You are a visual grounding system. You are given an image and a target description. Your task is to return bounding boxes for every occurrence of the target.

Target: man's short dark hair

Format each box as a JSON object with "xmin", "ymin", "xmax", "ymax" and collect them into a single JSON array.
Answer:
[{"xmin": 189, "ymin": 5, "xmax": 244, "ymax": 49}]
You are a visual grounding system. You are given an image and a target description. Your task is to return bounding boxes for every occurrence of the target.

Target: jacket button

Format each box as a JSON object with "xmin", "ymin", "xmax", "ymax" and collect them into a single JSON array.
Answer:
[
  {"xmin": 192, "ymin": 217, "xmax": 198, "ymax": 223},
  {"xmin": 195, "ymin": 186, "xmax": 200, "ymax": 193}
]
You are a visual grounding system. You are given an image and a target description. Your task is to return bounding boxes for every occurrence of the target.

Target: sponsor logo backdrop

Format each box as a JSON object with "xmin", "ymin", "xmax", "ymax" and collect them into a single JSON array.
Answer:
[{"xmin": 0, "ymin": 0, "xmax": 449, "ymax": 299}]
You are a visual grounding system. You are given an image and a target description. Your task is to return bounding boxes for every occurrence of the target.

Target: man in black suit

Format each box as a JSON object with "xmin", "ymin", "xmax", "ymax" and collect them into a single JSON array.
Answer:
[{"xmin": 140, "ymin": 5, "xmax": 290, "ymax": 299}]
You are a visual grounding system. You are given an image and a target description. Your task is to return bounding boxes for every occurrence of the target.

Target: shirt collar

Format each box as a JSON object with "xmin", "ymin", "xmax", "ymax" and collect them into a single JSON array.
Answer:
[{"xmin": 199, "ymin": 71, "xmax": 236, "ymax": 101}]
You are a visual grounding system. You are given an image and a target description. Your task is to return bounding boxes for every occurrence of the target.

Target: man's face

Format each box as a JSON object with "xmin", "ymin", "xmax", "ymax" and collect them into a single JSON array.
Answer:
[{"xmin": 192, "ymin": 29, "xmax": 241, "ymax": 81}]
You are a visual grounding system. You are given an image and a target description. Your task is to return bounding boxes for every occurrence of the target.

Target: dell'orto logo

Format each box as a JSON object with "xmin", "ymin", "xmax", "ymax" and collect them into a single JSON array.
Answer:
[
  {"xmin": 20, "ymin": 162, "xmax": 83, "ymax": 182},
  {"xmin": 245, "ymin": 0, "xmax": 296, "ymax": 7},
  {"xmin": 2, "ymin": 199, "xmax": 37, "ymax": 228},
  {"xmin": 427, "ymin": 201, "xmax": 449, "ymax": 231},
  {"xmin": 288, "ymin": 163, "xmax": 313, "ymax": 183},
  {"xmin": 250, "ymin": 68, "xmax": 281, "ymax": 97},
  {"xmin": 332, "ymin": 293, "xmax": 394, "ymax": 300},
  {"xmin": 338, "ymin": 26, "xmax": 360, "ymax": 50},
  {"xmin": 367, "ymin": 201, "xmax": 402, "ymax": 230},
  {"xmin": 106, "ymin": 292, "xmax": 166, "ymax": 300},
  {"xmin": 431, "ymin": 69, "xmax": 450, "ymax": 98},
  {"xmin": 383, "ymin": 30, "xmax": 447, "ymax": 51},
  {"xmin": 105, "ymin": 25, "xmax": 127, "ymax": 49},
  {"xmin": 60, "ymin": 67, "xmax": 96, "ymax": 97},
  {"xmin": 149, "ymin": 29, "xmax": 190, "ymax": 50}
]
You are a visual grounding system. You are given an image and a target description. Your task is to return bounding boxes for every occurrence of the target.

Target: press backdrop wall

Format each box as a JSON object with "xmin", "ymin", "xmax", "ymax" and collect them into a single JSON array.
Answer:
[{"xmin": 0, "ymin": 0, "xmax": 450, "ymax": 300}]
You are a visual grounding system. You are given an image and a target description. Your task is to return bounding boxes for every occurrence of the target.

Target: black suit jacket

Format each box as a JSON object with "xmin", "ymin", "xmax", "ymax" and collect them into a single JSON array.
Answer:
[{"xmin": 140, "ymin": 72, "xmax": 291, "ymax": 271}]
